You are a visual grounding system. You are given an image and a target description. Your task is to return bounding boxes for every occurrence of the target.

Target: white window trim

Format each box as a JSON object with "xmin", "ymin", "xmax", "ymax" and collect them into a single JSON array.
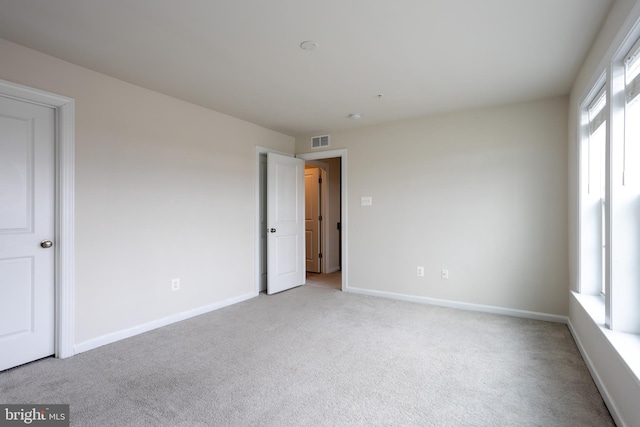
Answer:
[{"xmin": 571, "ymin": 292, "xmax": 640, "ymax": 384}]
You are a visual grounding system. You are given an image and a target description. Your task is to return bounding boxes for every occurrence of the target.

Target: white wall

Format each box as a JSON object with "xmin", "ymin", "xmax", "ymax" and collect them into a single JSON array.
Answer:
[
  {"xmin": 568, "ymin": 0, "xmax": 640, "ymax": 425},
  {"xmin": 0, "ymin": 39, "xmax": 294, "ymax": 346},
  {"xmin": 296, "ymin": 97, "xmax": 569, "ymax": 316}
]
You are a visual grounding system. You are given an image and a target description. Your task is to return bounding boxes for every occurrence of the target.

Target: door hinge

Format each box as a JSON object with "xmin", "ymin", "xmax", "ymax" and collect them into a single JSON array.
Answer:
[
  {"xmin": 319, "ymin": 177, "xmax": 322, "ymax": 184},
  {"xmin": 319, "ymin": 215, "xmax": 322, "ymax": 221},
  {"xmin": 319, "ymin": 253, "xmax": 323, "ymax": 259}
]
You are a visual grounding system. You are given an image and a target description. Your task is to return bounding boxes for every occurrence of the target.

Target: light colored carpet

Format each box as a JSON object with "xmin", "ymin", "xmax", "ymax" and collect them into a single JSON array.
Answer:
[{"xmin": 0, "ymin": 285, "xmax": 614, "ymax": 426}]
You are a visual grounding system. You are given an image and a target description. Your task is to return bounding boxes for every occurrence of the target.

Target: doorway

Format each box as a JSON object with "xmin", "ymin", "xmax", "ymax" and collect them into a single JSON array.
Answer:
[
  {"xmin": 255, "ymin": 148, "xmax": 347, "ymax": 293},
  {"xmin": 298, "ymin": 149, "xmax": 347, "ymax": 291},
  {"xmin": 304, "ymin": 158, "xmax": 342, "ymax": 287}
]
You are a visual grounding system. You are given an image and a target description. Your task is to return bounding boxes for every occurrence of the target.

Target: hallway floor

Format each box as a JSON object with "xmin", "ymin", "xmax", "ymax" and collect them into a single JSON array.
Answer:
[{"xmin": 305, "ymin": 271, "xmax": 341, "ymax": 290}]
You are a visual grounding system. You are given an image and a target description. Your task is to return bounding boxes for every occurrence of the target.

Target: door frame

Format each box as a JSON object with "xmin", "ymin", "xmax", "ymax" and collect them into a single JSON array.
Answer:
[
  {"xmin": 254, "ymin": 147, "xmax": 347, "ymax": 293},
  {"xmin": 0, "ymin": 79, "xmax": 75, "ymax": 359},
  {"xmin": 297, "ymin": 149, "xmax": 347, "ymax": 292}
]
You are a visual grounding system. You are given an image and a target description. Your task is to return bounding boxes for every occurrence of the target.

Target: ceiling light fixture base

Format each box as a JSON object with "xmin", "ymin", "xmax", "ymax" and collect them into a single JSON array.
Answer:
[{"xmin": 300, "ymin": 41, "xmax": 318, "ymax": 51}]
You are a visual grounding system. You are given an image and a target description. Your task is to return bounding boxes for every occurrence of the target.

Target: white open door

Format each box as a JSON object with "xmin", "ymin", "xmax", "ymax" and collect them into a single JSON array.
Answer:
[
  {"xmin": 0, "ymin": 95, "xmax": 55, "ymax": 371},
  {"xmin": 267, "ymin": 153, "xmax": 305, "ymax": 294}
]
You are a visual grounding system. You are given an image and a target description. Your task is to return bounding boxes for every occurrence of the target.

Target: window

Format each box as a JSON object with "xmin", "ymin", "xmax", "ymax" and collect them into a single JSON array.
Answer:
[
  {"xmin": 587, "ymin": 88, "xmax": 607, "ymax": 296},
  {"xmin": 580, "ymin": 36, "xmax": 640, "ymax": 334},
  {"xmin": 624, "ymin": 39, "xmax": 640, "ymax": 187},
  {"xmin": 580, "ymin": 84, "xmax": 607, "ymax": 298}
]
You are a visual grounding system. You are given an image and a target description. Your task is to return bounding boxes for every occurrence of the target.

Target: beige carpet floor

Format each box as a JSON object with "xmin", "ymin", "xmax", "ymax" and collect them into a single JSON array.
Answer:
[{"xmin": 0, "ymin": 285, "xmax": 614, "ymax": 426}]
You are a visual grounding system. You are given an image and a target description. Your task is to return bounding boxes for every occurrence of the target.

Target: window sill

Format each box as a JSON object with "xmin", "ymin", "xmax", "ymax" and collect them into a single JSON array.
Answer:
[{"xmin": 571, "ymin": 291, "xmax": 640, "ymax": 384}]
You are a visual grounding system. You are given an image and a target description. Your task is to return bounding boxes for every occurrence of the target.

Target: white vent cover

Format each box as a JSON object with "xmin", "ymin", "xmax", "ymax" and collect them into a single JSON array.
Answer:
[{"xmin": 311, "ymin": 135, "xmax": 330, "ymax": 149}]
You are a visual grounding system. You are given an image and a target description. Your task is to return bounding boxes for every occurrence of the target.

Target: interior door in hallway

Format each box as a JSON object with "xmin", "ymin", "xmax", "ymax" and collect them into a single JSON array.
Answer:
[
  {"xmin": 305, "ymin": 167, "xmax": 321, "ymax": 273},
  {"xmin": 0, "ymin": 95, "xmax": 56, "ymax": 371},
  {"xmin": 267, "ymin": 153, "xmax": 305, "ymax": 294}
]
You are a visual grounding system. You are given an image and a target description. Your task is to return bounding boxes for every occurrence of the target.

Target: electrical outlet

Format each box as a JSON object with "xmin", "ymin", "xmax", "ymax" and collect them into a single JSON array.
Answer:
[
  {"xmin": 417, "ymin": 266, "xmax": 424, "ymax": 277},
  {"xmin": 171, "ymin": 278, "xmax": 180, "ymax": 291},
  {"xmin": 441, "ymin": 269, "xmax": 449, "ymax": 280}
]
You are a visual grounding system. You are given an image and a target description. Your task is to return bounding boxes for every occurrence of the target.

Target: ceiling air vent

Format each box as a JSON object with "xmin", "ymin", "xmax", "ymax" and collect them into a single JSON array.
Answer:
[{"xmin": 311, "ymin": 135, "xmax": 330, "ymax": 149}]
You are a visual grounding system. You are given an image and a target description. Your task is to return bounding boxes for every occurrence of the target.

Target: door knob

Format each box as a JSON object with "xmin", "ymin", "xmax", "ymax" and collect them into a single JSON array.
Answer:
[
  {"xmin": 269, "ymin": 228, "xmax": 276, "ymax": 233},
  {"xmin": 40, "ymin": 240, "xmax": 53, "ymax": 248}
]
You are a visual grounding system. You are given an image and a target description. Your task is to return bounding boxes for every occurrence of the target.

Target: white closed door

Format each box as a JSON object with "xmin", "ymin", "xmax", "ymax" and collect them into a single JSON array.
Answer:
[
  {"xmin": 305, "ymin": 167, "xmax": 321, "ymax": 273},
  {"xmin": 267, "ymin": 153, "xmax": 305, "ymax": 295},
  {"xmin": 0, "ymin": 95, "xmax": 55, "ymax": 371}
]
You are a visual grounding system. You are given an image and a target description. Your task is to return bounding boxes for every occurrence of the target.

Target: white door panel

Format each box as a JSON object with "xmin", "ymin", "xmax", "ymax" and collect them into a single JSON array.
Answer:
[
  {"xmin": 275, "ymin": 235, "xmax": 297, "ymax": 273},
  {"xmin": 0, "ymin": 95, "xmax": 55, "ymax": 371},
  {"xmin": 305, "ymin": 167, "xmax": 321, "ymax": 273},
  {"xmin": 0, "ymin": 257, "xmax": 33, "ymax": 336},
  {"xmin": 0, "ymin": 115, "xmax": 32, "ymax": 231},
  {"xmin": 267, "ymin": 153, "xmax": 305, "ymax": 294}
]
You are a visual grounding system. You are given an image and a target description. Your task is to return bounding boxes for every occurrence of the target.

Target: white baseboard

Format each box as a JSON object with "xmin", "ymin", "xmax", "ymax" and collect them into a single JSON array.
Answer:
[
  {"xmin": 326, "ymin": 266, "xmax": 341, "ymax": 274},
  {"xmin": 567, "ymin": 318, "xmax": 627, "ymax": 427},
  {"xmin": 74, "ymin": 292, "xmax": 257, "ymax": 355},
  {"xmin": 346, "ymin": 286, "xmax": 568, "ymax": 324}
]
